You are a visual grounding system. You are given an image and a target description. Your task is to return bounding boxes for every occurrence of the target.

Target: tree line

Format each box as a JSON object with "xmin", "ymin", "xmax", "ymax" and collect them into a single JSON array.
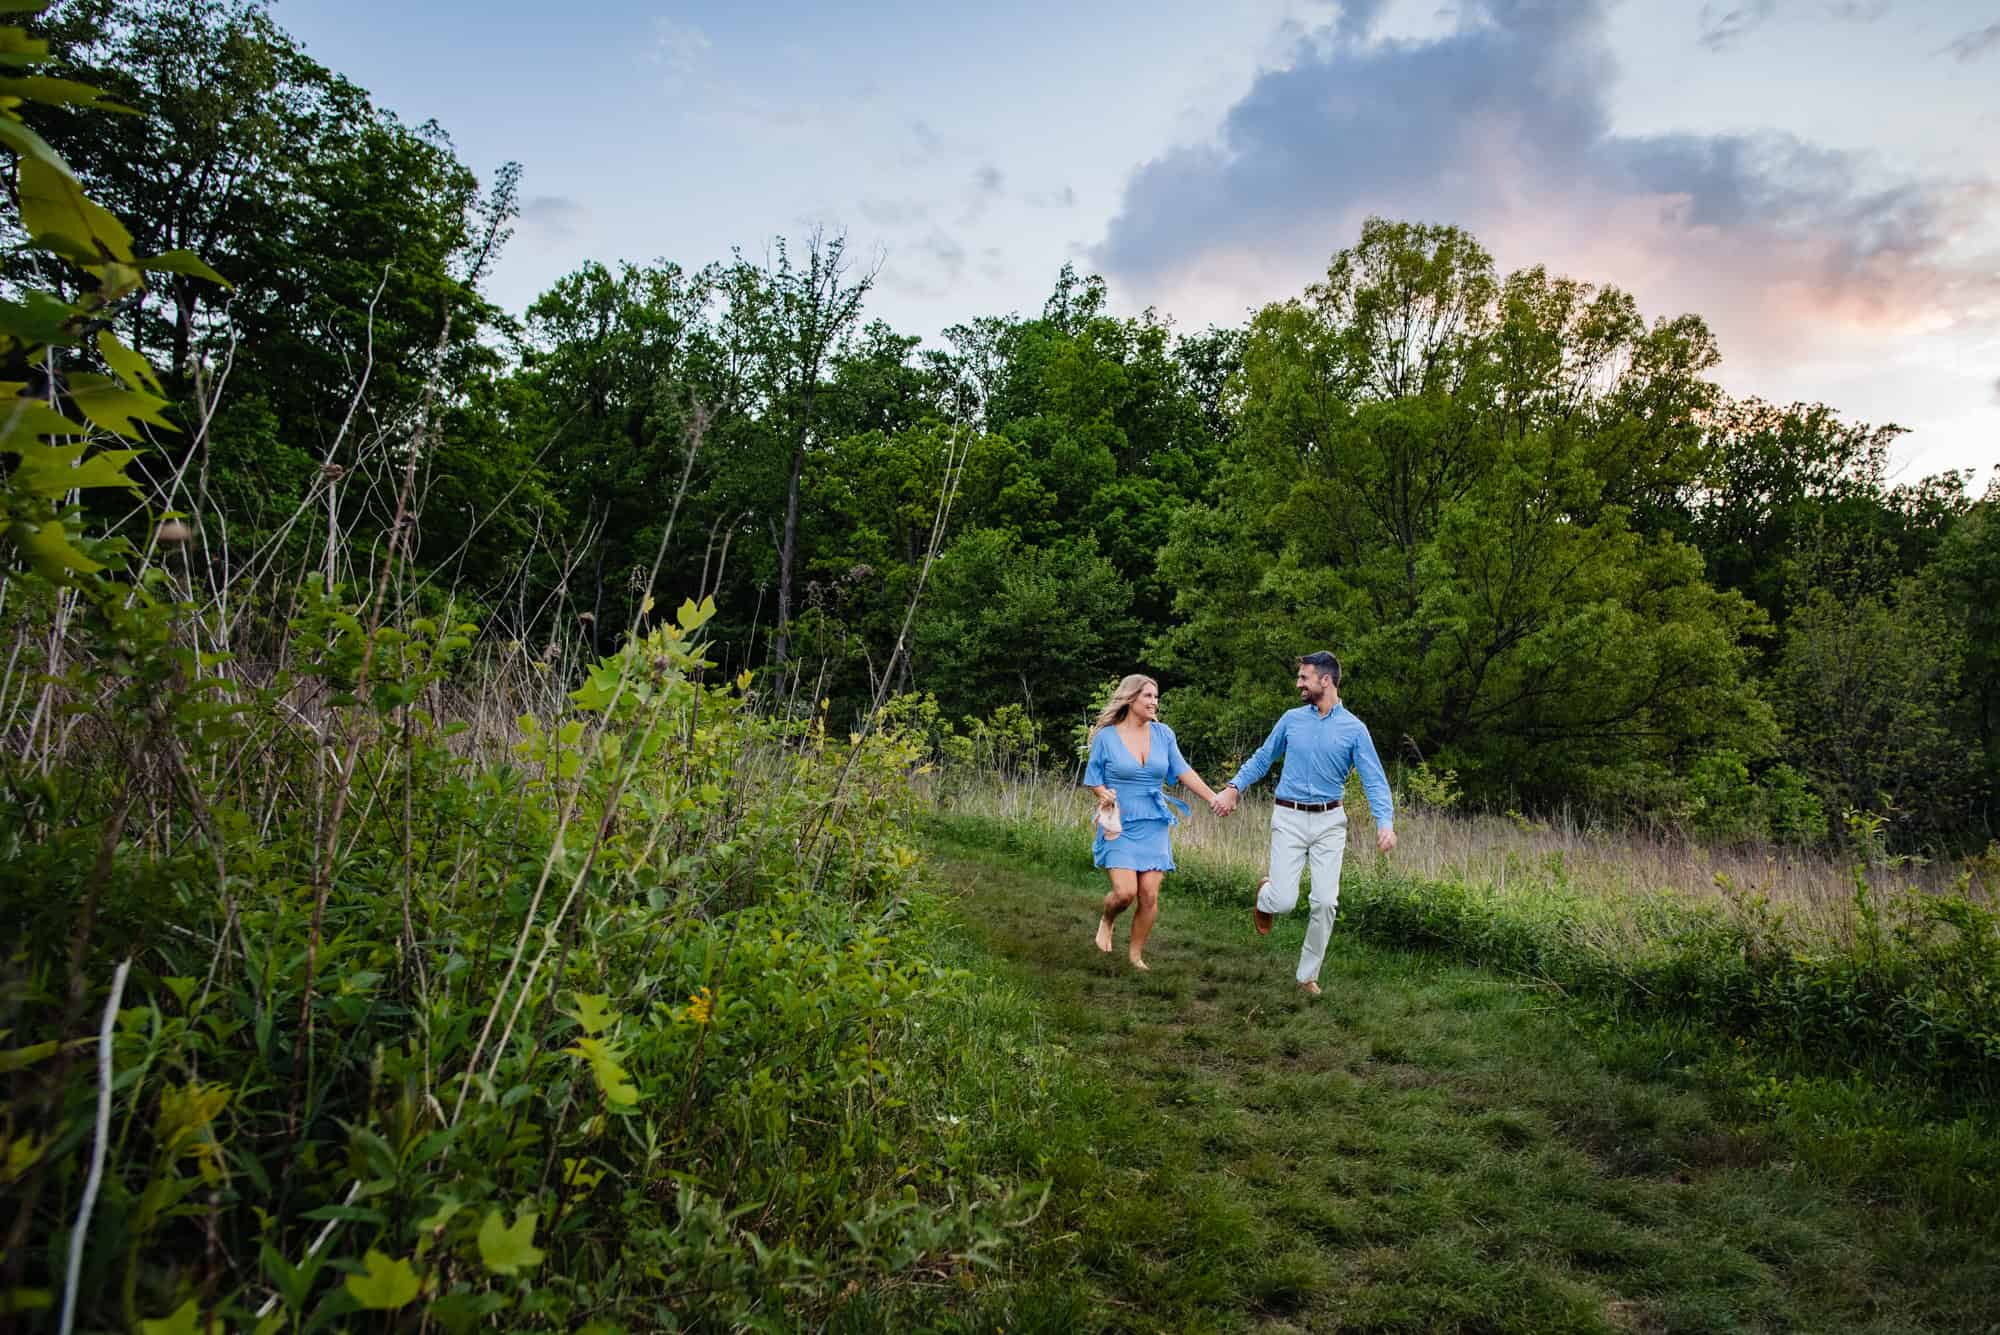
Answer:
[{"xmin": 14, "ymin": 0, "xmax": 1996, "ymax": 848}]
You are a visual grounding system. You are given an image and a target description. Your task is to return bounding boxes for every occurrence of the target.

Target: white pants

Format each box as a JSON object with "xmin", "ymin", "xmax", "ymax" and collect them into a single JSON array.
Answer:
[{"xmin": 1255, "ymin": 805, "xmax": 1348, "ymax": 984}]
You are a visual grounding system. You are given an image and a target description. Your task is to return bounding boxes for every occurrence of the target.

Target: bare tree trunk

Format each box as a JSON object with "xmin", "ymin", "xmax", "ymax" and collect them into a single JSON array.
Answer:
[
  {"xmin": 590, "ymin": 500, "xmax": 607, "ymax": 655},
  {"xmin": 772, "ymin": 412, "xmax": 809, "ymax": 665},
  {"xmin": 752, "ymin": 227, "xmax": 876, "ymax": 666}
]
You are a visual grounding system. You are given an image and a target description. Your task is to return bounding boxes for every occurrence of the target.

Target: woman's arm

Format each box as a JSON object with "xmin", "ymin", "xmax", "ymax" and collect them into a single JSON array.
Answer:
[
  {"xmin": 1177, "ymin": 768, "xmax": 1221, "ymax": 807},
  {"xmin": 1163, "ymin": 729, "xmax": 1221, "ymax": 809},
  {"xmin": 1082, "ymin": 733, "xmax": 1115, "ymax": 808}
]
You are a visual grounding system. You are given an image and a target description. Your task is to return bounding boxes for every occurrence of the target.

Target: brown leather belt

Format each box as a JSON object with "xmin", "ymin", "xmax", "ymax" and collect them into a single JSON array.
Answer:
[{"xmin": 1273, "ymin": 798, "xmax": 1341, "ymax": 813}]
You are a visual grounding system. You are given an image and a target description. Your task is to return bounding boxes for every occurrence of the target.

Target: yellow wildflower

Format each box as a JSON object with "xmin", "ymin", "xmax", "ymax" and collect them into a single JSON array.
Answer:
[{"xmin": 678, "ymin": 987, "xmax": 715, "ymax": 1026}]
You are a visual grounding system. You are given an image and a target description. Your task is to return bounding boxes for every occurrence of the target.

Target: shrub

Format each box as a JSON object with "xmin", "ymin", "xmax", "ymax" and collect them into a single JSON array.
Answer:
[{"xmin": 3, "ymin": 598, "xmax": 1047, "ymax": 1331}]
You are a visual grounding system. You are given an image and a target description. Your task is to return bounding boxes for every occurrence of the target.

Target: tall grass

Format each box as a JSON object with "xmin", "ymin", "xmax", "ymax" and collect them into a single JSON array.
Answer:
[
  {"xmin": 939, "ymin": 763, "xmax": 1988, "ymax": 948},
  {"xmin": 0, "ymin": 330, "xmax": 1044, "ymax": 1333},
  {"xmin": 926, "ymin": 765, "xmax": 2000, "ymax": 1114}
]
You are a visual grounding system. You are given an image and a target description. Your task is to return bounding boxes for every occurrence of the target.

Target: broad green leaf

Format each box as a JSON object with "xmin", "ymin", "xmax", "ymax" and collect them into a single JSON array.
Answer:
[
  {"xmin": 0, "ymin": 27, "xmax": 50, "ymax": 67},
  {"xmin": 0, "ymin": 291, "xmax": 80, "ymax": 346},
  {"xmin": 476, "ymin": 1208, "xmax": 545, "ymax": 1276},
  {"xmin": 0, "ymin": 76, "xmax": 131, "ymax": 111},
  {"xmin": 569, "ymin": 991, "xmax": 614, "ymax": 1035},
  {"xmin": 17, "ymin": 156, "xmax": 131, "ymax": 263},
  {"xmin": 97, "ymin": 329, "xmax": 162, "ymax": 394},
  {"xmin": 0, "ymin": 396, "xmax": 84, "ymax": 448},
  {"xmin": 0, "ymin": 1288, "xmax": 53, "ymax": 1315},
  {"xmin": 414, "ymin": 1194, "xmax": 463, "ymax": 1232},
  {"xmin": 8, "ymin": 441, "xmax": 142, "ymax": 498},
  {"xmin": 427, "ymin": 1290, "xmax": 511, "ymax": 1334},
  {"xmin": 4, "ymin": 1129, "xmax": 48, "ymax": 1181},
  {"xmin": 138, "ymin": 1298, "xmax": 221, "ymax": 1334},
  {"xmin": 0, "ymin": 1040, "xmax": 57, "ymax": 1073},
  {"xmin": 563, "ymin": 1035, "xmax": 638, "ymax": 1107},
  {"xmin": 6, "ymin": 517, "xmax": 101, "ymax": 579},
  {"xmin": 138, "ymin": 249, "xmax": 231, "ymax": 288},
  {"xmin": 344, "ymin": 1250, "xmax": 421, "ymax": 1309},
  {"xmin": 676, "ymin": 594, "xmax": 716, "ymax": 631},
  {"xmin": 92, "ymin": 260, "xmax": 145, "ymax": 302},
  {"xmin": 259, "ymin": 1239, "xmax": 321, "ymax": 1313},
  {"xmin": 65, "ymin": 373, "xmax": 174, "ymax": 437},
  {"xmin": 560, "ymin": 1157, "xmax": 605, "ymax": 1190},
  {"xmin": 0, "ymin": 117, "xmax": 69, "ymax": 174}
]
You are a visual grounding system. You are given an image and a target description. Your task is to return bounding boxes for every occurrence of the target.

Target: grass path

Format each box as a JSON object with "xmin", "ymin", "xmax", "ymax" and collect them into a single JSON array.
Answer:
[{"xmin": 920, "ymin": 834, "xmax": 1996, "ymax": 1335}]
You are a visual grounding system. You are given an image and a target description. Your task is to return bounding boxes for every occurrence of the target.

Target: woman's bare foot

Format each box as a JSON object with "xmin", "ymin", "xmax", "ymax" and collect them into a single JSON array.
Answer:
[
  {"xmin": 1094, "ymin": 915, "xmax": 1114, "ymax": 953},
  {"xmin": 1296, "ymin": 979, "xmax": 1322, "ymax": 997},
  {"xmin": 1128, "ymin": 955, "xmax": 1150, "ymax": 971}
]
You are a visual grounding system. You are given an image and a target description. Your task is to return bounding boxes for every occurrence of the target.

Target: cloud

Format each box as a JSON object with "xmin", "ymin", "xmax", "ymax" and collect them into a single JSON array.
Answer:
[
  {"xmin": 900, "ymin": 118, "xmax": 949, "ymax": 167},
  {"xmin": 651, "ymin": 17, "xmax": 712, "ymax": 86},
  {"xmin": 1332, "ymin": 0, "xmax": 1392, "ymax": 44},
  {"xmin": 1698, "ymin": 0, "xmax": 1889, "ymax": 48},
  {"xmin": 519, "ymin": 195, "xmax": 586, "ymax": 240},
  {"xmin": 859, "ymin": 197, "xmax": 929, "ymax": 229},
  {"xmin": 957, "ymin": 164, "xmax": 1007, "ymax": 225},
  {"xmin": 1943, "ymin": 22, "xmax": 2000, "ymax": 63},
  {"xmin": 1698, "ymin": 1, "xmax": 1778, "ymax": 51},
  {"xmin": 1094, "ymin": 0, "xmax": 1999, "ymax": 375},
  {"xmin": 879, "ymin": 228, "xmax": 970, "ymax": 299},
  {"xmin": 917, "ymin": 230, "xmax": 966, "ymax": 273},
  {"xmin": 1025, "ymin": 184, "xmax": 1078, "ymax": 209}
]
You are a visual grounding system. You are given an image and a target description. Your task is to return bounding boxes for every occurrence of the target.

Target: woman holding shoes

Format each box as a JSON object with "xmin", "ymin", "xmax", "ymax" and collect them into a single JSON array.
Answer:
[{"xmin": 1082, "ymin": 674, "xmax": 1225, "ymax": 970}]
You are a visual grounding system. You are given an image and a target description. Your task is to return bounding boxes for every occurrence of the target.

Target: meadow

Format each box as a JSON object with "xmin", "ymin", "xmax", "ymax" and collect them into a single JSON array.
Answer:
[{"xmin": 5, "ymin": 5, "xmax": 1997, "ymax": 1327}]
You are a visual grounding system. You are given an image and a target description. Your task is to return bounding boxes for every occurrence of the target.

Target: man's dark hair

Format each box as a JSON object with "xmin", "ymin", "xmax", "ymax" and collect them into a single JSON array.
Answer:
[{"xmin": 1298, "ymin": 651, "xmax": 1341, "ymax": 685}]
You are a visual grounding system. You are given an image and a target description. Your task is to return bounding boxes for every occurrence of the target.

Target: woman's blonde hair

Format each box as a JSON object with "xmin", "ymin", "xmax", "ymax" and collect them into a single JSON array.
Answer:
[{"xmin": 1090, "ymin": 674, "xmax": 1158, "ymax": 741}]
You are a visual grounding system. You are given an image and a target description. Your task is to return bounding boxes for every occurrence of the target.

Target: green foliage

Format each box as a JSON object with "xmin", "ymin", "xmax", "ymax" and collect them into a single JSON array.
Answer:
[
  {"xmin": 1686, "ymin": 749, "xmax": 1827, "ymax": 845},
  {"xmin": 1775, "ymin": 546, "xmax": 1967, "ymax": 835},
  {"xmin": 1400, "ymin": 760, "xmax": 1462, "ymax": 813},
  {"xmin": 0, "ymin": 0, "xmax": 224, "ymax": 582},
  {"xmin": 0, "ymin": 45, "xmax": 1048, "ymax": 1298},
  {"xmin": 876, "ymin": 693, "xmax": 1049, "ymax": 801},
  {"xmin": 914, "ymin": 527, "xmax": 1137, "ymax": 724},
  {"xmin": 1156, "ymin": 219, "xmax": 1773, "ymax": 796},
  {"xmin": 0, "ymin": 590, "xmax": 1051, "ymax": 1328}
]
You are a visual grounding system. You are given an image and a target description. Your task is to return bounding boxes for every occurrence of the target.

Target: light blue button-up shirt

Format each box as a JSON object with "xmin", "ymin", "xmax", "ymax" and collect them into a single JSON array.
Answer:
[{"xmin": 1229, "ymin": 704, "xmax": 1394, "ymax": 830}]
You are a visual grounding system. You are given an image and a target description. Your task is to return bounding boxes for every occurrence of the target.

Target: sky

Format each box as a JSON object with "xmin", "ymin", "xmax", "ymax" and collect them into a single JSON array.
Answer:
[{"xmin": 275, "ymin": 0, "xmax": 1999, "ymax": 485}]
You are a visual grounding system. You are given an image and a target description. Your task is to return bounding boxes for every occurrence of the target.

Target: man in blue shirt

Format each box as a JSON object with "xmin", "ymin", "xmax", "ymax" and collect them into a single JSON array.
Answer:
[{"xmin": 1212, "ymin": 652, "xmax": 1397, "ymax": 996}]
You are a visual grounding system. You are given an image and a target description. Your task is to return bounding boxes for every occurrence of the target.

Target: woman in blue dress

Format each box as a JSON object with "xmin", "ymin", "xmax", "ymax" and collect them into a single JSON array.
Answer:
[{"xmin": 1083, "ymin": 674, "xmax": 1226, "ymax": 970}]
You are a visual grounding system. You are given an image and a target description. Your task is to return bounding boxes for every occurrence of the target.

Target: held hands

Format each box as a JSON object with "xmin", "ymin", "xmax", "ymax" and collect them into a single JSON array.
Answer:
[{"xmin": 1210, "ymin": 786, "xmax": 1239, "ymax": 817}]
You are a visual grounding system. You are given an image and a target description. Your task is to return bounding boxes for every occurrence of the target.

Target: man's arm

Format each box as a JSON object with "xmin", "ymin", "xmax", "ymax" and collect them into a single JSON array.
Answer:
[
  {"xmin": 1350, "ymin": 725, "xmax": 1398, "ymax": 852},
  {"xmin": 1215, "ymin": 714, "xmax": 1288, "ymax": 814}
]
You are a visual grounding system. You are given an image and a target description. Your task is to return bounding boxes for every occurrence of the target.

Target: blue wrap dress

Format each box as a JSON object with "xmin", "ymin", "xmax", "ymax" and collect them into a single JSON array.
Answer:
[{"xmin": 1085, "ymin": 721, "xmax": 1193, "ymax": 872}]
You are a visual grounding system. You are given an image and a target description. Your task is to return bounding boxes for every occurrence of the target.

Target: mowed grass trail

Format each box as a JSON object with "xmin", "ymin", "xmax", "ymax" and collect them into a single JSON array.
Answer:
[{"xmin": 916, "ymin": 835, "xmax": 1997, "ymax": 1335}]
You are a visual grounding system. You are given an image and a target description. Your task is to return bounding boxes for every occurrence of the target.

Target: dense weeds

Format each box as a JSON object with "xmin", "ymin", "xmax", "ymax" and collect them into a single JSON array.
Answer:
[{"xmin": 0, "ymin": 579, "xmax": 1049, "ymax": 1331}]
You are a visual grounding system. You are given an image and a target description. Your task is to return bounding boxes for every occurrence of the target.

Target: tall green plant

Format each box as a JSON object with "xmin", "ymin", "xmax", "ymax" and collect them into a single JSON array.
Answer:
[{"xmin": 0, "ymin": 0, "xmax": 226, "ymax": 583}]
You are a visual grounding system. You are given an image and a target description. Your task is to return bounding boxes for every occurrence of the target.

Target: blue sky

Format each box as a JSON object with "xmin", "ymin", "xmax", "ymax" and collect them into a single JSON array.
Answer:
[{"xmin": 276, "ymin": 0, "xmax": 1998, "ymax": 483}]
